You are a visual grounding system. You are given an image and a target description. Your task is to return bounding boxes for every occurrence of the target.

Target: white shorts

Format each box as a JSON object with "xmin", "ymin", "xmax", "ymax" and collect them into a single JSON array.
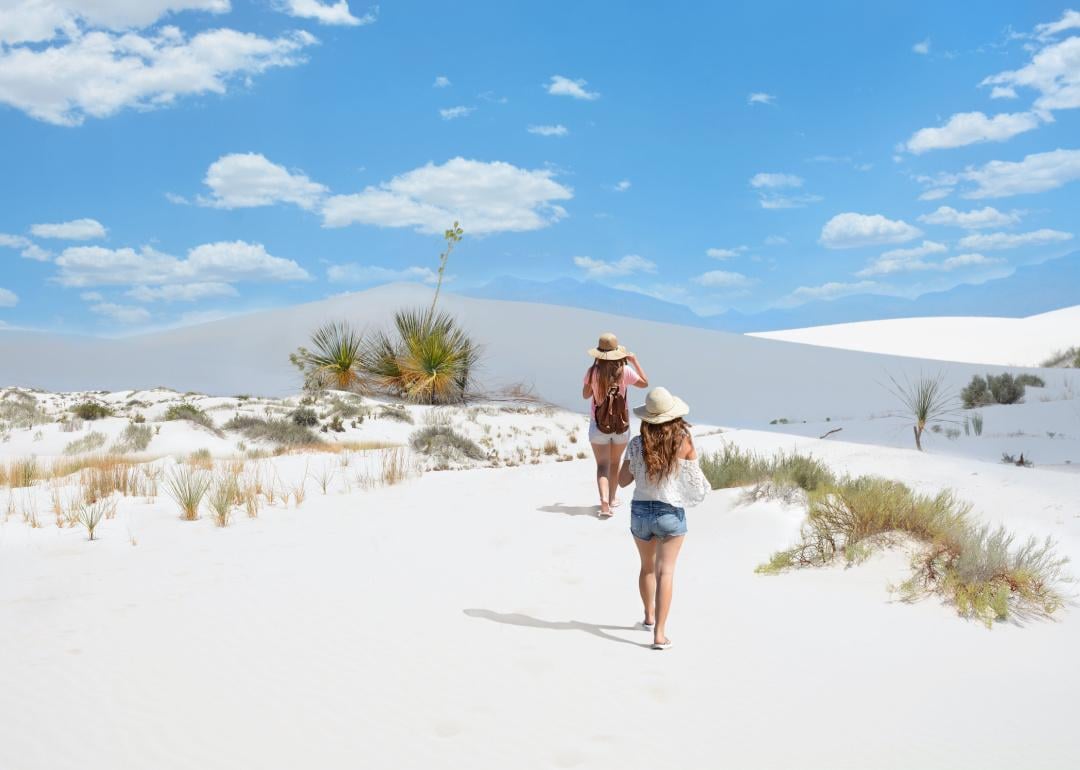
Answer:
[{"xmin": 588, "ymin": 417, "xmax": 630, "ymax": 445}]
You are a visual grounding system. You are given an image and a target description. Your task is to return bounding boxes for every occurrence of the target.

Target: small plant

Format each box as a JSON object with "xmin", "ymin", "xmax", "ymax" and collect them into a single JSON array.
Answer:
[
  {"xmin": 313, "ymin": 463, "xmax": 336, "ymax": 494},
  {"xmin": 328, "ymin": 414, "xmax": 345, "ymax": 433},
  {"xmin": 380, "ymin": 446, "xmax": 411, "ymax": 485},
  {"xmin": 971, "ymin": 412, "xmax": 984, "ymax": 436},
  {"xmin": 887, "ymin": 372, "xmax": 956, "ymax": 451},
  {"xmin": 75, "ymin": 498, "xmax": 115, "ymax": 540},
  {"xmin": 112, "ymin": 423, "xmax": 154, "ymax": 453},
  {"xmin": 166, "ymin": 465, "xmax": 212, "ymax": 521},
  {"xmin": 1001, "ymin": 452, "xmax": 1033, "ymax": 467},
  {"xmin": 188, "ymin": 448, "xmax": 213, "ymax": 469},
  {"xmin": 377, "ymin": 404, "xmax": 413, "ymax": 423},
  {"xmin": 410, "ymin": 425, "xmax": 484, "ymax": 464},
  {"xmin": 63, "ymin": 431, "xmax": 107, "ymax": 455},
  {"xmin": 164, "ymin": 403, "xmax": 217, "ymax": 432},
  {"xmin": 289, "ymin": 407, "xmax": 319, "ymax": 426},
  {"xmin": 208, "ymin": 473, "xmax": 238, "ymax": 527},
  {"xmin": 289, "ymin": 321, "xmax": 367, "ymax": 395},
  {"xmin": 72, "ymin": 401, "xmax": 113, "ymax": 421},
  {"xmin": 224, "ymin": 416, "xmax": 321, "ymax": 447},
  {"xmin": 1015, "ymin": 373, "xmax": 1045, "ymax": 388},
  {"xmin": 542, "ymin": 439, "xmax": 559, "ymax": 456}
]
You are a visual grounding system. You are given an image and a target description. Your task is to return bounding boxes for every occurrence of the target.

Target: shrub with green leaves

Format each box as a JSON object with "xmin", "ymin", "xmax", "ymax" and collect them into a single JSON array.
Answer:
[
  {"xmin": 289, "ymin": 407, "xmax": 319, "ymax": 426},
  {"xmin": 165, "ymin": 465, "xmax": 212, "ymax": 521},
  {"xmin": 164, "ymin": 403, "xmax": 216, "ymax": 432},
  {"xmin": 962, "ymin": 372, "xmax": 1030, "ymax": 408},
  {"xmin": 72, "ymin": 401, "xmax": 113, "ymax": 421}
]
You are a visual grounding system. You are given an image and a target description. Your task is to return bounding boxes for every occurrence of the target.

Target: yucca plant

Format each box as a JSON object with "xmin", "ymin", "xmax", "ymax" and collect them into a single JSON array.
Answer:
[
  {"xmin": 394, "ymin": 309, "xmax": 479, "ymax": 404},
  {"xmin": 290, "ymin": 321, "xmax": 367, "ymax": 394},
  {"xmin": 166, "ymin": 465, "xmax": 212, "ymax": 521},
  {"xmin": 887, "ymin": 372, "xmax": 956, "ymax": 451}
]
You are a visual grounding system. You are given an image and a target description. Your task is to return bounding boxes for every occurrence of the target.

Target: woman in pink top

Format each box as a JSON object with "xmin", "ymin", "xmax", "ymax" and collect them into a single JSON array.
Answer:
[{"xmin": 582, "ymin": 333, "xmax": 649, "ymax": 517}]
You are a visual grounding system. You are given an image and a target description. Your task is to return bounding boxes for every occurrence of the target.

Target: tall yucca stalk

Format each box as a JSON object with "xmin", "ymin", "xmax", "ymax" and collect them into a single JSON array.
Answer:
[
  {"xmin": 392, "ymin": 309, "xmax": 478, "ymax": 404},
  {"xmin": 291, "ymin": 321, "xmax": 366, "ymax": 394},
  {"xmin": 428, "ymin": 221, "xmax": 463, "ymax": 319},
  {"xmin": 887, "ymin": 372, "xmax": 956, "ymax": 451}
]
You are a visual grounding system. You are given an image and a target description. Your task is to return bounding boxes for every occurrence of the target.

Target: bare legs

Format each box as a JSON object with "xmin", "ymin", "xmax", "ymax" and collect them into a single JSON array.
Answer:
[
  {"xmin": 633, "ymin": 534, "xmax": 684, "ymax": 645},
  {"xmin": 590, "ymin": 440, "xmax": 627, "ymax": 515}
]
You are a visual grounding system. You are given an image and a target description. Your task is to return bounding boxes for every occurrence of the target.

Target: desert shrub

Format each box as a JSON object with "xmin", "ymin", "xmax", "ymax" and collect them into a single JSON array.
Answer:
[
  {"xmin": 74, "ymin": 498, "xmax": 115, "ymax": 541},
  {"xmin": 130, "ymin": 413, "xmax": 146, "ymax": 424},
  {"xmin": 224, "ymin": 415, "xmax": 320, "ymax": 447},
  {"xmin": 987, "ymin": 373, "xmax": 1024, "ymax": 405},
  {"xmin": 362, "ymin": 309, "xmax": 479, "ymax": 405},
  {"xmin": 410, "ymin": 425, "xmax": 485, "ymax": 463},
  {"xmin": 887, "ymin": 372, "xmax": 955, "ymax": 450},
  {"xmin": 63, "ymin": 431, "xmax": 107, "ymax": 455},
  {"xmin": 962, "ymin": 373, "xmax": 1029, "ymax": 408},
  {"xmin": 289, "ymin": 406, "xmax": 319, "ymax": 426},
  {"xmin": 166, "ymin": 465, "xmax": 212, "ymax": 521},
  {"xmin": 1015, "ymin": 374, "xmax": 1045, "ymax": 388},
  {"xmin": 0, "ymin": 391, "xmax": 50, "ymax": 428},
  {"xmin": 699, "ymin": 444, "xmax": 834, "ymax": 499},
  {"xmin": 112, "ymin": 423, "xmax": 153, "ymax": 453},
  {"xmin": 699, "ymin": 443, "xmax": 769, "ymax": 489},
  {"xmin": 757, "ymin": 473, "xmax": 1068, "ymax": 626},
  {"xmin": 163, "ymin": 402, "xmax": 217, "ymax": 432},
  {"xmin": 72, "ymin": 401, "xmax": 113, "ymax": 421},
  {"xmin": 377, "ymin": 404, "xmax": 413, "ymax": 423},
  {"xmin": 1040, "ymin": 347, "xmax": 1080, "ymax": 368}
]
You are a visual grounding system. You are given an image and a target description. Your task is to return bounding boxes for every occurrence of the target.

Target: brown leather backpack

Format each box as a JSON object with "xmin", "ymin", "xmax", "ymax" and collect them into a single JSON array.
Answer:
[{"xmin": 593, "ymin": 368, "xmax": 630, "ymax": 434}]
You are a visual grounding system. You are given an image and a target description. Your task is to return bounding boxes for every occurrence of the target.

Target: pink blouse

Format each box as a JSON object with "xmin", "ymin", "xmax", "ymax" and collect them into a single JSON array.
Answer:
[{"xmin": 584, "ymin": 365, "xmax": 641, "ymax": 412}]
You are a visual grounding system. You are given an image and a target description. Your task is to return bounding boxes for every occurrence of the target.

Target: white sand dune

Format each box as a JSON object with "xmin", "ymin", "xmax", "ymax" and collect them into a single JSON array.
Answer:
[
  {"xmin": 2, "ymin": 429, "xmax": 1078, "ymax": 770},
  {"xmin": 0, "ymin": 285, "xmax": 1071, "ymax": 430},
  {"xmin": 749, "ymin": 305, "xmax": 1080, "ymax": 367}
]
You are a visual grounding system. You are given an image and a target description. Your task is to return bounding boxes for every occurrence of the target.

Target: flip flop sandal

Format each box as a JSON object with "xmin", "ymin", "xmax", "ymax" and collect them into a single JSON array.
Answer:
[{"xmin": 651, "ymin": 639, "xmax": 672, "ymax": 651}]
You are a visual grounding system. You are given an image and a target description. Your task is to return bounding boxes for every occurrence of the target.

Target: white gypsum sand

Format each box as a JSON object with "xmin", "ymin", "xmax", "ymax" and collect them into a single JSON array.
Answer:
[{"xmin": 749, "ymin": 304, "xmax": 1080, "ymax": 367}]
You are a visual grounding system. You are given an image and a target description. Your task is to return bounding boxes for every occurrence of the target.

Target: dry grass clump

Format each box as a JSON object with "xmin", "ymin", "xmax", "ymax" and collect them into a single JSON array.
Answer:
[
  {"xmin": 410, "ymin": 425, "xmax": 485, "ymax": 465},
  {"xmin": 63, "ymin": 431, "xmax": 107, "ymax": 455},
  {"xmin": 166, "ymin": 465, "xmax": 212, "ymax": 521},
  {"xmin": 208, "ymin": 472, "xmax": 239, "ymax": 527},
  {"xmin": 699, "ymin": 444, "xmax": 834, "ymax": 500},
  {"xmin": 1, "ymin": 390, "xmax": 50, "ymax": 428},
  {"xmin": 756, "ymin": 471, "xmax": 1069, "ymax": 627},
  {"xmin": 187, "ymin": 448, "xmax": 213, "ymax": 469},
  {"xmin": 224, "ymin": 415, "xmax": 321, "ymax": 447},
  {"xmin": 112, "ymin": 423, "xmax": 154, "ymax": 453},
  {"xmin": 4, "ymin": 456, "xmax": 40, "ymax": 488}
]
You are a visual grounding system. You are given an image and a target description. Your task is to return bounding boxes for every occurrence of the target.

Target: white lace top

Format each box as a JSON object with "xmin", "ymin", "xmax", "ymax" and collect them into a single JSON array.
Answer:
[{"xmin": 625, "ymin": 435, "xmax": 710, "ymax": 508}]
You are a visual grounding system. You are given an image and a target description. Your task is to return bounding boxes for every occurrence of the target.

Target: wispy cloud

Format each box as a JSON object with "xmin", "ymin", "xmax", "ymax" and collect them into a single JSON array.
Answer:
[
  {"xmin": 546, "ymin": 75, "xmax": 599, "ymax": 101},
  {"xmin": 957, "ymin": 228, "xmax": 1073, "ymax": 250},
  {"xmin": 573, "ymin": 254, "xmax": 656, "ymax": 278},
  {"xmin": 30, "ymin": 218, "xmax": 107, "ymax": 240},
  {"xmin": 439, "ymin": 105, "xmax": 475, "ymax": 120},
  {"xmin": 276, "ymin": 1, "xmax": 378, "ymax": 26},
  {"xmin": 917, "ymin": 205, "xmax": 1021, "ymax": 229},
  {"xmin": 433, "ymin": 75, "xmax": 451, "ymax": 88},
  {"xmin": 747, "ymin": 92, "xmax": 776, "ymax": 106},
  {"xmin": 750, "ymin": 172, "xmax": 803, "ymax": 189},
  {"xmin": 527, "ymin": 124, "xmax": 568, "ymax": 137},
  {"xmin": 613, "ymin": 179, "xmax": 631, "ymax": 192},
  {"xmin": 913, "ymin": 38, "xmax": 931, "ymax": 55}
]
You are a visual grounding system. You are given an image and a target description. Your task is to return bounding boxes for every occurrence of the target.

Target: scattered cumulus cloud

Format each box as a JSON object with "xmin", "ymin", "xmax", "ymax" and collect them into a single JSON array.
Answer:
[
  {"xmin": 276, "ymin": 1, "xmax": 377, "ymax": 26},
  {"xmin": 0, "ymin": 25, "xmax": 317, "ymax": 126},
  {"xmin": 322, "ymin": 157, "xmax": 573, "ymax": 235},
  {"xmin": 0, "ymin": 1, "xmax": 230, "ymax": 44},
  {"xmin": 573, "ymin": 254, "xmax": 656, "ymax": 278},
  {"xmin": 326, "ymin": 264, "xmax": 439, "ymax": 284},
  {"xmin": 918, "ymin": 187, "xmax": 954, "ymax": 201},
  {"xmin": 527, "ymin": 124, "xmax": 568, "ymax": 137},
  {"xmin": 759, "ymin": 193, "xmax": 822, "ymax": 209},
  {"xmin": 990, "ymin": 86, "xmax": 1018, "ymax": 99},
  {"xmin": 956, "ymin": 228, "xmax": 1073, "ymax": 250},
  {"xmin": 819, "ymin": 212, "xmax": 922, "ymax": 249},
  {"xmin": 917, "ymin": 205, "xmax": 1021, "ymax": 229},
  {"xmin": 201, "ymin": 153, "xmax": 328, "ymax": 209},
  {"xmin": 905, "ymin": 111, "xmax": 1043, "ymax": 154},
  {"xmin": 439, "ymin": 105, "xmax": 474, "ymax": 120},
  {"xmin": 20, "ymin": 244, "xmax": 52, "ymax": 261},
  {"xmin": 747, "ymin": 92, "xmax": 775, "ymax": 105},
  {"xmin": 693, "ymin": 270, "xmax": 751, "ymax": 289},
  {"xmin": 30, "ymin": 218, "xmax": 107, "ymax": 240},
  {"xmin": 433, "ymin": 75, "xmax": 451, "ymax": 88},
  {"xmin": 0, "ymin": 233, "xmax": 51, "ymax": 261},
  {"xmin": 613, "ymin": 179, "xmax": 631, "ymax": 192},
  {"xmin": 750, "ymin": 172, "xmax": 803, "ymax": 189},
  {"xmin": 1034, "ymin": 9, "xmax": 1080, "ymax": 39},
  {"xmin": 981, "ymin": 26, "xmax": 1080, "ymax": 111},
  {"xmin": 705, "ymin": 246, "xmax": 746, "ymax": 259},
  {"xmin": 958, "ymin": 148, "xmax": 1080, "ymax": 198},
  {"xmin": 546, "ymin": 75, "xmax": 599, "ymax": 101},
  {"xmin": 89, "ymin": 302, "xmax": 151, "ymax": 324},
  {"xmin": 0, "ymin": 288, "xmax": 17, "ymax": 307},
  {"xmin": 913, "ymin": 38, "xmax": 931, "ymax": 55},
  {"xmin": 126, "ymin": 282, "xmax": 239, "ymax": 302}
]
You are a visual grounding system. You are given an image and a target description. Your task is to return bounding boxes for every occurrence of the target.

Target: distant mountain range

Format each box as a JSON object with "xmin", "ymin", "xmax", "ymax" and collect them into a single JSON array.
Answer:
[{"xmin": 463, "ymin": 250, "xmax": 1080, "ymax": 332}]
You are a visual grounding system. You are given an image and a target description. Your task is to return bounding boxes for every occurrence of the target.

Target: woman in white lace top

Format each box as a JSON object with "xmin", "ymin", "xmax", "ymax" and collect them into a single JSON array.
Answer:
[{"xmin": 618, "ymin": 387, "xmax": 709, "ymax": 650}]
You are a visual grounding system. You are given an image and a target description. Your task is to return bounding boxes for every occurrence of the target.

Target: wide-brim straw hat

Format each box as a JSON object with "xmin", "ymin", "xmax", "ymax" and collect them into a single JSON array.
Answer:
[
  {"xmin": 634, "ymin": 386, "xmax": 690, "ymax": 424},
  {"xmin": 588, "ymin": 332, "xmax": 628, "ymax": 361}
]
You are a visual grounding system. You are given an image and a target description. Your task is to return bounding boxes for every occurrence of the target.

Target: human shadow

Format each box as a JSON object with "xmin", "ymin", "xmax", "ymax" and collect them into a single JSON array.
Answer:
[
  {"xmin": 464, "ymin": 609, "xmax": 650, "ymax": 648},
  {"xmin": 537, "ymin": 503, "xmax": 600, "ymax": 518}
]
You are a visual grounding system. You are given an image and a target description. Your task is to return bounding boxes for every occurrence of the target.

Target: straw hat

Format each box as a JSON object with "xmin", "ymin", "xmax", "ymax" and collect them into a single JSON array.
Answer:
[
  {"xmin": 634, "ymin": 387, "xmax": 690, "ymax": 424},
  {"xmin": 587, "ymin": 332, "xmax": 629, "ymax": 361}
]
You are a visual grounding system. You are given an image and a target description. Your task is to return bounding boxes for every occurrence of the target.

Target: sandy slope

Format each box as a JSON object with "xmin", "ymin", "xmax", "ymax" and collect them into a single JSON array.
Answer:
[
  {"xmin": 0, "ymin": 285, "xmax": 1072, "ymax": 429},
  {"xmin": 749, "ymin": 305, "xmax": 1080, "ymax": 366},
  {"xmin": 2, "ymin": 429, "xmax": 1079, "ymax": 770}
]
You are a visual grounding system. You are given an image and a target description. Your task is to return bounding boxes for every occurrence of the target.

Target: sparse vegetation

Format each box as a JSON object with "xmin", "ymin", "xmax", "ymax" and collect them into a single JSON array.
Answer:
[
  {"xmin": 208, "ymin": 473, "xmax": 239, "ymax": 527},
  {"xmin": 112, "ymin": 423, "xmax": 154, "ymax": 453},
  {"xmin": 971, "ymin": 412, "xmax": 984, "ymax": 436},
  {"xmin": 289, "ymin": 321, "xmax": 367, "ymax": 396},
  {"xmin": 74, "ymin": 497, "xmax": 115, "ymax": 541},
  {"xmin": 410, "ymin": 425, "xmax": 485, "ymax": 464},
  {"xmin": 63, "ymin": 431, "xmax": 107, "ymax": 455},
  {"xmin": 163, "ymin": 402, "xmax": 217, "ymax": 432},
  {"xmin": 289, "ymin": 406, "xmax": 319, "ymax": 426},
  {"xmin": 376, "ymin": 404, "xmax": 413, "ymax": 423},
  {"xmin": 887, "ymin": 372, "xmax": 955, "ymax": 451},
  {"xmin": 72, "ymin": 401, "xmax": 113, "ymax": 421},
  {"xmin": 961, "ymin": 372, "xmax": 1039, "ymax": 408},
  {"xmin": 1040, "ymin": 346, "xmax": 1080, "ymax": 368},
  {"xmin": 224, "ymin": 415, "xmax": 321, "ymax": 447},
  {"xmin": 166, "ymin": 465, "xmax": 212, "ymax": 520},
  {"xmin": 699, "ymin": 444, "xmax": 834, "ymax": 501}
]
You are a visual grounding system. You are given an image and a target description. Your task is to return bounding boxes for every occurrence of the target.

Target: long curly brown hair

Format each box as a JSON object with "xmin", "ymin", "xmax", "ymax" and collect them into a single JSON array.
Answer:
[
  {"xmin": 591, "ymin": 358, "xmax": 625, "ymax": 398},
  {"xmin": 640, "ymin": 418, "xmax": 691, "ymax": 482}
]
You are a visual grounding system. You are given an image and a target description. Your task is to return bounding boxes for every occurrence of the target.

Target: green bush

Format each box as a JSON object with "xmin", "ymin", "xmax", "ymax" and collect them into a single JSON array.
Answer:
[
  {"xmin": 289, "ymin": 407, "xmax": 319, "ymax": 426},
  {"xmin": 961, "ymin": 373, "xmax": 1028, "ymax": 408},
  {"xmin": 410, "ymin": 425, "xmax": 485, "ymax": 463},
  {"xmin": 224, "ymin": 415, "xmax": 320, "ymax": 447},
  {"xmin": 73, "ymin": 401, "xmax": 113, "ymax": 421},
  {"xmin": 699, "ymin": 444, "xmax": 834, "ymax": 498},
  {"xmin": 1014, "ymin": 373, "xmax": 1045, "ymax": 388},
  {"xmin": 1040, "ymin": 347, "xmax": 1080, "ymax": 368},
  {"xmin": 164, "ymin": 403, "xmax": 216, "ymax": 431}
]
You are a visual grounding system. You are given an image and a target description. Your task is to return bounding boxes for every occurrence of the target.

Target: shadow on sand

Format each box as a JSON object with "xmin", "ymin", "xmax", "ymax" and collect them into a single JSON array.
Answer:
[
  {"xmin": 464, "ymin": 609, "xmax": 650, "ymax": 648},
  {"xmin": 537, "ymin": 503, "xmax": 601, "ymax": 518}
]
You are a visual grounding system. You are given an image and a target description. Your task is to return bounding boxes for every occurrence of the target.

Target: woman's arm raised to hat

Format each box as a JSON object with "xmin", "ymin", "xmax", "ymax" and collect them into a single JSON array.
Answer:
[
  {"xmin": 625, "ymin": 353, "xmax": 649, "ymax": 388},
  {"xmin": 582, "ymin": 365, "xmax": 595, "ymax": 399}
]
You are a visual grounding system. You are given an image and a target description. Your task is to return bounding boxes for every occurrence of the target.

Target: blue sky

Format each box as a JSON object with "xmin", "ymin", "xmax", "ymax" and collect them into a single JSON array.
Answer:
[{"xmin": 1, "ymin": 0, "xmax": 1078, "ymax": 333}]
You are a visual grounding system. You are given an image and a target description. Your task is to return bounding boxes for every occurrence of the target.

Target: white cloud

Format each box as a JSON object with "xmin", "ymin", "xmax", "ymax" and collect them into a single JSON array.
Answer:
[
  {"xmin": 705, "ymin": 246, "xmax": 745, "ymax": 259},
  {"xmin": 326, "ymin": 264, "xmax": 439, "ymax": 284},
  {"xmin": 961, "ymin": 148, "xmax": 1080, "ymax": 198},
  {"xmin": 940, "ymin": 253, "xmax": 1003, "ymax": 270},
  {"xmin": 439, "ymin": 105, "xmax": 474, "ymax": 120},
  {"xmin": 759, "ymin": 193, "xmax": 822, "ymax": 209},
  {"xmin": 613, "ymin": 179, "xmax": 631, "ymax": 192},
  {"xmin": 573, "ymin": 254, "xmax": 656, "ymax": 279},
  {"xmin": 820, "ymin": 212, "xmax": 922, "ymax": 249},
  {"xmin": 30, "ymin": 217, "xmax": 107, "ymax": 240},
  {"xmin": 789, "ymin": 280, "xmax": 880, "ymax": 303},
  {"xmin": 0, "ymin": 26, "xmax": 316, "ymax": 126},
  {"xmin": 0, "ymin": 233, "xmax": 52, "ymax": 260},
  {"xmin": 0, "ymin": 287, "xmax": 17, "ymax": 307},
  {"xmin": 747, "ymin": 92, "xmax": 775, "ymax": 105},
  {"xmin": 883, "ymin": 240, "xmax": 949, "ymax": 260},
  {"xmin": 0, "ymin": 234, "xmax": 29, "ymax": 249},
  {"xmin": 990, "ymin": 86, "xmax": 1018, "ymax": 99},
  {"xmin": 1035, "ymin": 9, "xmax": 1080, "ymax": 39},
  {"xmin": 918, "ymin": 187, "xmax": 954, "ymax": 201},
  {"xmin": 858, "ymin": 240, "xmax": 1004, "ymax": 275},
  {"xmin": 917, "ymin": 205, "xmax": 1021, "ymax": 229},
  {"xmin": 321, "ymin": 157, "xmax": 573, "ymax": 235},
  {"xmin": 957, "ymin": 228, "xmax": 1073, "ymax": 250},
  {"xmin": 55, "ymin": 241, "xmax": 311, "ymax": 287},
  {"xmin": 905, "ymin": 111, "xmax": 1043, "ymax": 154},
  {"xmin": 0, "ymin": 1, "xmax": 230, "ymax": 44},
  {"xmin": 546, "ymin": 75, "xmax": 599, "ymax": 101},
  {"xmin": 433, "ymin": 75, "xmax": 451, "ymax": 88},
  {"xmin": 165, "ymin": 192, "xmax": 190, "ymax": 205},
  {"xmin": 89, "ymin": 302, "xmax": 150, "ymax": 324},
  {"xmin": 20, "ymin": 244, "xmax": 52, "ymax": 261},
  {"xmin": 201, "ymin": 153, "xmax": 327, "ymax": 210},
  {"xmin": 527, "ymin": 124, "xmax": 568, "ymax": 136},
  {"xmin": 693, "ymin": 270, "xmax": 750, "ymax": 289},
  {"xmin": 749, "ymin": 172, "xmax": 803, "ymax": 189},
  {"xmin": 982, "ymin": 33, "xmax": 1080, "ymax": 111},
  {"xmin": 126, "ymin": 282, "xmax": 239, "ymax": 302},
  {"xmin": 764, "ymin": 235, "xmax": 788, "ymax": 246},
  {"xmin": 276, "ymin": 1, "xmax": 376, "ymax": 26},
  {"xmin": 79, "ymin": 291, "xmax": 103, "ymax": 301},
  {"xmin": 913, "ymin": 38, "xmax": 930, "ymax": 55}
]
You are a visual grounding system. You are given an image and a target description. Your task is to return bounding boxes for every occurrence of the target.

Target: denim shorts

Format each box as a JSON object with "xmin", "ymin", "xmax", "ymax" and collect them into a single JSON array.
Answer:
[{"xmin": 630, "ymin": 500, "xmax": 687, "ymax": 541}]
